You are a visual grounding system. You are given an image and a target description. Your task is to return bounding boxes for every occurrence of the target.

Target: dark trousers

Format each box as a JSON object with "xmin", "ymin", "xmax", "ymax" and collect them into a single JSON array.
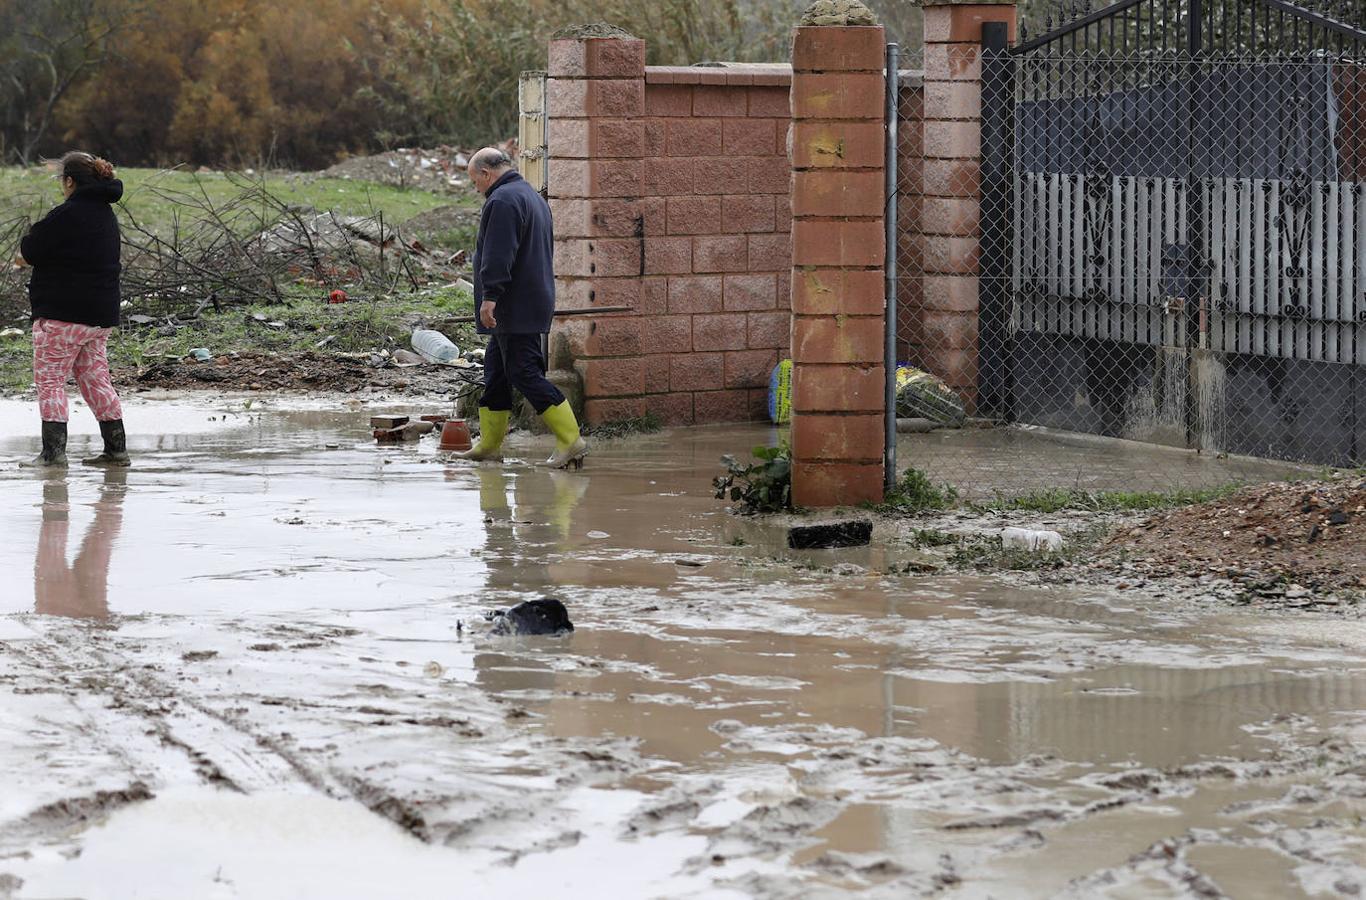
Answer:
[{"xmin": 479, "ymin": 332, "xmax": 565, "ymax": 415}]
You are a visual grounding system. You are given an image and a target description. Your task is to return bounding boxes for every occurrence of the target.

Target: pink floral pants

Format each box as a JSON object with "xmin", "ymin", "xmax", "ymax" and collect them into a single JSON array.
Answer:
[{"xmin": 32, "ymin": 317, "xmax": 123, "ymax": 423}]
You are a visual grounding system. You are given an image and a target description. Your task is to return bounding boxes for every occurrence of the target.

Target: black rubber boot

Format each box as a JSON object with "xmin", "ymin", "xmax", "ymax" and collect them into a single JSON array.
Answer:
[
  {"xmin": 82, "ymin": 419, "xmax": 131, "ymax": 468},
  {"xmin": 20, "ymin": 421, "xmax": 68, "ymax": 468}
]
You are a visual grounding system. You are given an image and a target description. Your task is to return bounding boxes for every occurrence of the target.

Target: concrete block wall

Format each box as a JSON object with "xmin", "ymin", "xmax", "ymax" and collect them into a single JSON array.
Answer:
[{"xmin": 546, "ymin": 33, "xmax": 794, "ymax": 426}]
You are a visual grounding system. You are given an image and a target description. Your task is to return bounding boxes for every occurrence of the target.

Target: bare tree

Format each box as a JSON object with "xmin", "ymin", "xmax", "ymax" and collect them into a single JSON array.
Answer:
[{"xmin": 0, "ymin": 0, "xmax": 137, "ymax": 165}]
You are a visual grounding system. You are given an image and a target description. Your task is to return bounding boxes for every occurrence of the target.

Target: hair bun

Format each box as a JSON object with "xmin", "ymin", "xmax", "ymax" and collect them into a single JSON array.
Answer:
[{"xmin": 92, "ymin": 158, "xmax": 115, "ymax": 180}]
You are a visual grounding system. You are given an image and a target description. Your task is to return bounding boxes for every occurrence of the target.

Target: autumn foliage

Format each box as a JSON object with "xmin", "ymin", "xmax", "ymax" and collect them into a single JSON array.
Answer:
[{"xmin": 0, "ymin": 0, "xmax": 921, "ymax": 170}]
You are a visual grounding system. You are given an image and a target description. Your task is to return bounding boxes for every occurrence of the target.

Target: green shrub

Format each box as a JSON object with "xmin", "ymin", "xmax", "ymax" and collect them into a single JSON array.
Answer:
[
  {"xmin": 879, "ymin": 467, "xmax": 958, "ymax": 514},
  {"xmin": 713, "ymin": 444, "xmax": 792, "ymax": 514}
]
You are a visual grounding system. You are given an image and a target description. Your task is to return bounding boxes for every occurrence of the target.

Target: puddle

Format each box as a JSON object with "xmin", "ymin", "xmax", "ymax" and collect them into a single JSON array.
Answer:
[
  {"xmin": 1, "ymin": 398, "xmax": 1364, "ymax": 898},
  {"xmin": 9, "ymin": 787, "xmax": 735, "ymax": 900},
  {"xmin": 898, "ymin": 423, "xmax": 1316, "ymax": 500}
]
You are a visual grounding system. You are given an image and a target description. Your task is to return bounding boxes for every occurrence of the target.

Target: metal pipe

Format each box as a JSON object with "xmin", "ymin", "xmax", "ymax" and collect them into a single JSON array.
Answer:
[
  {"xmin": 884, "ymin": 42, "xmax": 900, "ymax": 493},
  {"xmin": 438, "ymin": 305, "xmax": 634, "ymax": 325}
]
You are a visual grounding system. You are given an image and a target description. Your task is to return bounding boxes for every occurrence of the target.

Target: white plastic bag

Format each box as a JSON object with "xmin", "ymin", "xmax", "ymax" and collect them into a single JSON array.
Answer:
[{"xmin": 1001, "ymin": 527, "xmax": 1064, "ymax": 552}]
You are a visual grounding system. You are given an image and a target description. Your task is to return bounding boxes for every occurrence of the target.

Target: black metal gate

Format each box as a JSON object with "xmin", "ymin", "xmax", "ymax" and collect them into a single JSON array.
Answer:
[{"xmin": 979, "ymin": 0, "xmax": 1366, "ymax": 467}]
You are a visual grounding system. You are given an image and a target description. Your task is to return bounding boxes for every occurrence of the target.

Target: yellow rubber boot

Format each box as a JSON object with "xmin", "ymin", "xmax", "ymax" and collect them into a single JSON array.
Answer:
[
  {"xmin": 454, "ymin": 408, "xmax": 509, "ymax": 462},
  {"xmin": 538, "ymin": 401, "xmax": 589, "ymax": 470}
]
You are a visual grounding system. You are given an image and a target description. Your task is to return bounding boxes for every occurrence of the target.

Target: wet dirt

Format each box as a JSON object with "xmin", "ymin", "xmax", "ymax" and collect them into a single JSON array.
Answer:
[
  {"xmin": 1105, "ymin": 478, "xmax": 1366, "ymax": 595},
  {"xmin": 1, "ymin": 398, "xmax": 1364, "ymax": 898},
  {"xmin": 895, "ymin": 424, "xmax": 1314, "ymax": 501},
  {"xmin": 120, "ymin": 350, "xmax": 481, "ymax": 398}
]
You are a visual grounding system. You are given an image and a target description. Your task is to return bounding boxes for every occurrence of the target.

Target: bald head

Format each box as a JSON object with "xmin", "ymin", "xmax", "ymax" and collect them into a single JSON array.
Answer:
[{"xmin": 468, "ymin": 147, "xmax": 514, "ymax": 194}]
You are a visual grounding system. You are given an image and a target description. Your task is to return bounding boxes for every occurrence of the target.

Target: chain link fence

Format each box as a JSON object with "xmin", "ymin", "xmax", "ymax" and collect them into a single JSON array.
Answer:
[{"xmin": 893, "ymin": 25, "xmax": 1366, "ymax": 500}]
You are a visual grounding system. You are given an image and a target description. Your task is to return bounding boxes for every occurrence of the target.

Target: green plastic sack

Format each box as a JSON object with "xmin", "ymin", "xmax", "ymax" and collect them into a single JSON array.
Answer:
[{"xmin": 895, "ymin": 366, "xmax": 966, "ymax": 427}]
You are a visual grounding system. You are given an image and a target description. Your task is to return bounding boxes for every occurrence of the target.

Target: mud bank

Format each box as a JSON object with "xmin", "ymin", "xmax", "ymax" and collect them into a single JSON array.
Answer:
[
  {"xmin": 865, "ymin": 488, "xmax": 1364, "ymax": 617},
  {"xmin": 1, "ymin": 397, "xmax": 1363, "ymax": 898}
]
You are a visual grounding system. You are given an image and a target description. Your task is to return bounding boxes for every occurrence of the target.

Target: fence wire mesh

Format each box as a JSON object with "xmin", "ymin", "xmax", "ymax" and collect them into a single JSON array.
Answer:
[{"xmin": 894, "ymin": 37, "xmax": 1366, "ymax": 501}]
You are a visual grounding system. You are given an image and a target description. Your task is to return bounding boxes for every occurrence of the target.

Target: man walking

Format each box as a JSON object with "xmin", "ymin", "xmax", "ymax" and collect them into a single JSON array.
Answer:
[{"xmin": 455, "ymin": 147, "xmax": 588, "ymax": 469}]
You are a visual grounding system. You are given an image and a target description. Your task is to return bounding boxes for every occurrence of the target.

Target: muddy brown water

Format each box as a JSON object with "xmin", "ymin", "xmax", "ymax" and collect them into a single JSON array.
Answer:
[{"xmin": 0, "ymin": 397, "xmax": 1363, "ymax": 899}]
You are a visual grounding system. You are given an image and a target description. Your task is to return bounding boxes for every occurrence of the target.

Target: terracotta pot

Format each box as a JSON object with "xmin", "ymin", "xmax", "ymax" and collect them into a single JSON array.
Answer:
[{"xmin": 438, "ymin": 419, "xmax": 472, "ymax": 452}]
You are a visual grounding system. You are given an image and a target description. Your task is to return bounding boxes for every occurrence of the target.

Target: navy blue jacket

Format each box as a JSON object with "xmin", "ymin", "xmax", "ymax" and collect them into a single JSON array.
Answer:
[
  {"xmin": 21, "ymin": 179, "xmax": 123, "ymax": 328},
  {"xmin": 473, "ymin": 171, "xmax": 555, "ymax": 335}
]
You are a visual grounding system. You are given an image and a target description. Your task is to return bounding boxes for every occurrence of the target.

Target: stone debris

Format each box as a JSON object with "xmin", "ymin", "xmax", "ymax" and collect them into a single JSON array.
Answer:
[
  {"xmin": 551, "ymin": 23, "xmax": 637, "ymax": 40},
  {"xmin": 374, "ymin": 420, "xmax": 434, "ymax": 444},
  {"xmin": 320, "ymin": 145, "xmax": 498, "ymax": 193},
  {"xmin": 800, "ymin": 0, "xmax": 879, "ymax": 26},
  {"xmin": 1105, "ymin": 477, "xmax": 1366, "ymax": 601}
]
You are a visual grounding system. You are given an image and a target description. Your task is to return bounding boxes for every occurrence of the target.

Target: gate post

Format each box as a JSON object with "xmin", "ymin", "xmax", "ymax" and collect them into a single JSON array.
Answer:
[
  {"xmin": 789, "ymin": 9, "xmax": 888, "ymax": 508},
  {"xmin": 919, "ymin": 0, "xmax": 1017, "ymax": 414}
]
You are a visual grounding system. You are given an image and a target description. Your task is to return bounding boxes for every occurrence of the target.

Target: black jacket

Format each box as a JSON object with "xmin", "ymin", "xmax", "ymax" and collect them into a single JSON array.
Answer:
[
  {"xmin": 473, "ymin": 171, "xmax": 555, "ymax": 335},
  {"xmin": 21, "ymin": 179, "xmax": 124, "ymax": 328}
]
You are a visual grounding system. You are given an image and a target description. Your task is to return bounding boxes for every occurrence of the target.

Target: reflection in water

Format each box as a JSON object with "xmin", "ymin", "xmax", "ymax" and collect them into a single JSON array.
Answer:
[
  {"xmin": 475, "ymin": 466, "xmax": 590, "ymax": 595},
  {"xmin": 472, "ymin": 466, "xmax": 587, "ymax": 697},
  {"xmin": 34, "ymin": 469, "xmax": 127, "ymax": 620}
]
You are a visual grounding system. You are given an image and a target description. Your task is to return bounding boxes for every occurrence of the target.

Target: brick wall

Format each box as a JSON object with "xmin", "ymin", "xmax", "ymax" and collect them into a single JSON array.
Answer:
[
  {"xmin": 788, "ymin": 24, "xmax": 888, "ymax": 508},
  {"xmin": 547, "ymin": 36, "xmax": 794, "ymax": 426}
]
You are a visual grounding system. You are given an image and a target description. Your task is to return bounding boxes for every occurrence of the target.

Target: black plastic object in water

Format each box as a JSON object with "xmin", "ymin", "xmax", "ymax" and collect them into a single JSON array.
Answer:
[
  {"xmin": 489, "ymin": 598, "xmax": 575, "ymax": 636},
  {"xmin": 787, "ymin": 520, "xmax": 873, "ymax": 550}
]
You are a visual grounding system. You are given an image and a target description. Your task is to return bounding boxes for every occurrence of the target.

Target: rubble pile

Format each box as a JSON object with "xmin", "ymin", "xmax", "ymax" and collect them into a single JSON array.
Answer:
[
  {"xmin": 250, "ymin": 208, "xmax": 471, "ymax": 287},
  {"xmin": 320, "ymin": 141, "xmax": 517, "ymax": 194},
  {"xmin": 1105, "ymin": 476, "xmax": 1366, "ymax": 604}
]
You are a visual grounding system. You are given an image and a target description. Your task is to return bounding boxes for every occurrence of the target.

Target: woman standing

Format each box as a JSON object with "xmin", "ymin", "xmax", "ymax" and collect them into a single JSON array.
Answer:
[{"xmin": 15, "ymin": 151, "xmax": 129, "ymax": 468}]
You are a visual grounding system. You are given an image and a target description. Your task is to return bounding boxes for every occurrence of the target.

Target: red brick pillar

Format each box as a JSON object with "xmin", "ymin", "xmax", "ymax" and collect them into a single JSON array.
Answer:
[
  {"xmin": 919, "ymin": 0, "xmax": 1017, "ymax": 410},
  {"xmin": 789, "ymin": 23, "xmax": 887, "ymax": 508},
  {"xmin": 546, "ymin": 35, "xmax": 650, "ymax": 424}
]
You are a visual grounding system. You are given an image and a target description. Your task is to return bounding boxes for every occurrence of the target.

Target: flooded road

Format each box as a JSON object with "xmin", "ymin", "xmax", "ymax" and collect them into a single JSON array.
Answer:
[{"xmin": 1, "ymin": 397, "xmax": 1363, "ymax": 899}]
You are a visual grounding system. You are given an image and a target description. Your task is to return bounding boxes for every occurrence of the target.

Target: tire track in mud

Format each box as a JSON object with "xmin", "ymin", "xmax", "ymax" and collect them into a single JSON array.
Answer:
[
  {"xmin": 2, "ymin": 616, "xmax": 658, "ymax": 868},
  {"xmin": 0, "ymin": 784, "xmax": 155, "ymax": 859},
  {"xmin": 0, "ymin": 618, "xmax": 344, "ymax": 849}
]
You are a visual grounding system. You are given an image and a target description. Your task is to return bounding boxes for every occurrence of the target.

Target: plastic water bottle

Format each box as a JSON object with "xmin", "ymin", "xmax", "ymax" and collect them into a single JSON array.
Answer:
[{"xmin": 411, "ymin": 329, "xmax": 459, "ymax": 364}]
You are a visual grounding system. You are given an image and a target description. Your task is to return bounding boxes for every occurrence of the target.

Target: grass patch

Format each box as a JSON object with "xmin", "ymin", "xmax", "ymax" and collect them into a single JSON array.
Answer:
[
  {"xmin": 908, "ymin": 528, "xmax": 959, "ymax": 548},
  {"xmin": 876, "ymin": 467, "xmax": 959, "ymax": 514},
  {"xmin": 422, "ymin": 223, "xmax": 480, "ymax": 250},
  {"xmin": 0, "ymin": 328, "xmax": 29, "ymax": 390},
  {"xmin": 0, "ymin": 165, "xmax": 481, "ymax": 394},
  {"xmin": 0, "ymin": 167, "xmax": 472, "ymax": 239},
  {"xmin": 583, "ymin": 411, "xmax": 663, "ymax": 440},
  {"xmin": 977, "ymin": 484, "xmax": 1243, "ymax": 514}
]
